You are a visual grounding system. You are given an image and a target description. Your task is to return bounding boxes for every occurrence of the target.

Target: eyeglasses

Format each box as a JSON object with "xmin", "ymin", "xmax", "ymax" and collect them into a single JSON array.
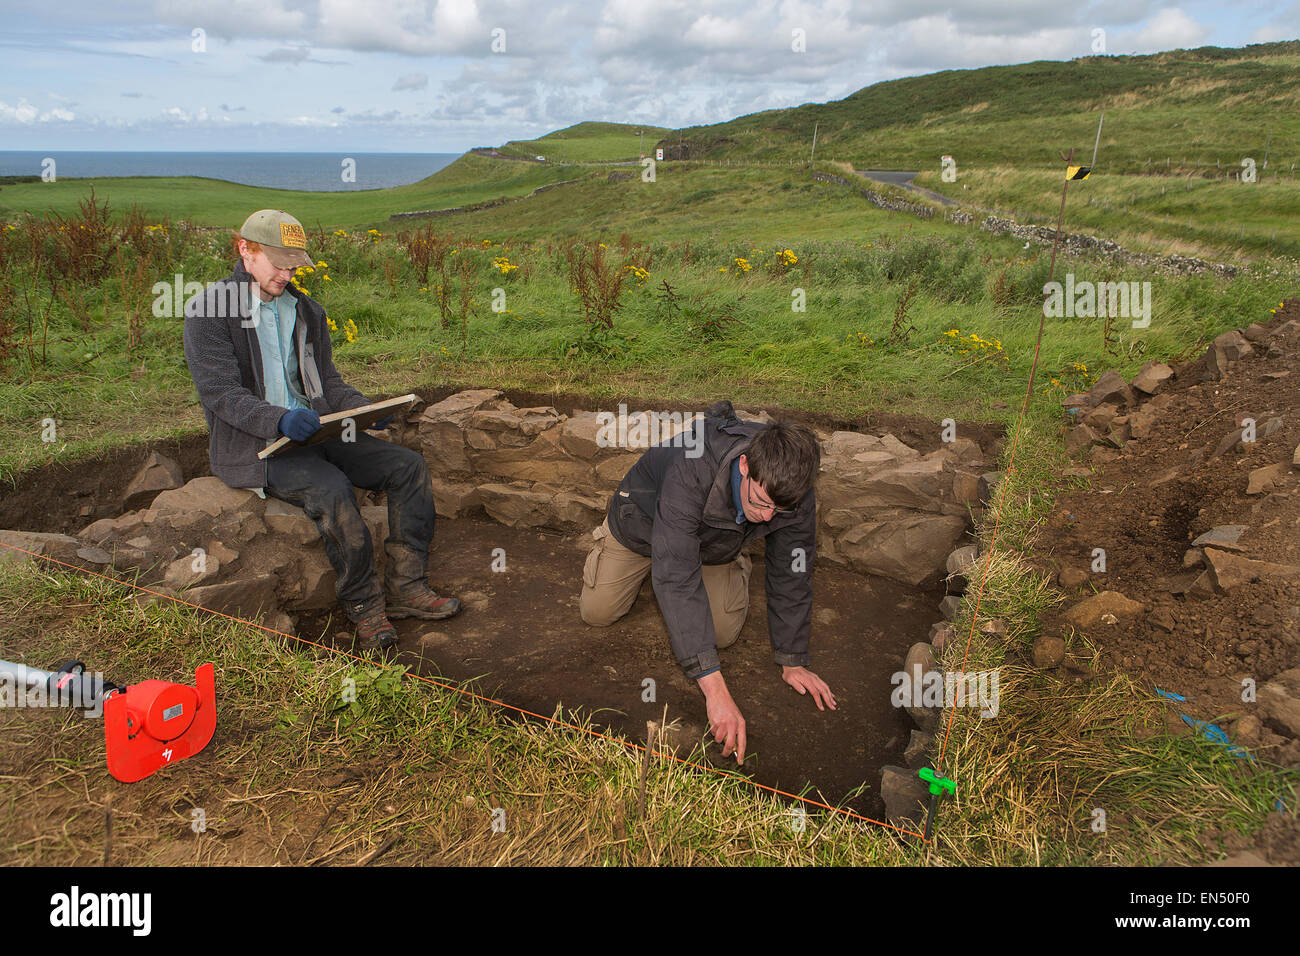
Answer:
[{"xmin": 745, "ymin": 475, "xmax": 797, "ymax": 519}]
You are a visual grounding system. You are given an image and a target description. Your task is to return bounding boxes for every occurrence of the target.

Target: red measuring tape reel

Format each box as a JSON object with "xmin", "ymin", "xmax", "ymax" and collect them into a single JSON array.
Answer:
[{"xmin": 103, "ymin": 664, "xmax": 217, "ymax": 783}]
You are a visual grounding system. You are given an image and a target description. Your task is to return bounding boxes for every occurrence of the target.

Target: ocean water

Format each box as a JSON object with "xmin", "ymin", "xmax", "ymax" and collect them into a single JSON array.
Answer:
[{"xmin": 0, "ymin": 151, "xmax": 459, "ymax": 191}]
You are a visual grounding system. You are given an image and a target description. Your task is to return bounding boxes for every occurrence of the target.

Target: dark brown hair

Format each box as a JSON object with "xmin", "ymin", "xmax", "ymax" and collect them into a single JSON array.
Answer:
[{"xmin": 745, "ymin": 422, "xmax": 821, "ymax": 509}]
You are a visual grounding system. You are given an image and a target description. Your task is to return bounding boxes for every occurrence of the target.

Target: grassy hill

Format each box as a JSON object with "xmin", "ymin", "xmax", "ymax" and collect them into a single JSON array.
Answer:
[
  {"xmin": 660, "ymin": 43, "xmax": 1300, "ymax": 175},
  {"xmin": 0, "ymin": 153, "xmax": 577, "ymax": 231},
  {"xmin": 498, "ymin": 121, "xmax": 673, "ymax": 163}
]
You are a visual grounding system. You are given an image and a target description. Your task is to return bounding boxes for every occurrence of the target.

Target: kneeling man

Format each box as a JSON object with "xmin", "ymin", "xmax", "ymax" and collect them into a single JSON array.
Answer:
[
  {"xmin": 183, "ymin": 209, "xmax": 461, "ymax": 653},
  {"xmin": 580, "ymin": 401, "xmax": 836, "ymax": 763}
]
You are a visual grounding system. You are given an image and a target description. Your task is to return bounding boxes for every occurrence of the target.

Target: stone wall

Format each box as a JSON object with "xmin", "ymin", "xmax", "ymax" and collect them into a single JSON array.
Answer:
[
  {"xmin": 406, "ymin": 389, "xmax": 998, "ymax": 588},
  {"xmin": 0, "ymin": 390, "xmax": 997, "ymax": 638}
]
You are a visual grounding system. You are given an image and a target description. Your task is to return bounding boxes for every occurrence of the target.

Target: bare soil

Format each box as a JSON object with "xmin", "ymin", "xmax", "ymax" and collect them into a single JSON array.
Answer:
[
  {"xmin": 1033, "ymin": 304, "xmax": 1300, "ymax": 756},
  {"xmin": 296, "ymin": 516, "xmax": 940, "ymax": 820}
]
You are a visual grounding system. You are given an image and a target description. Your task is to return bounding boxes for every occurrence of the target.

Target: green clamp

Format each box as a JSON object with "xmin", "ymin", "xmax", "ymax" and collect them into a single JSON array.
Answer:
[
  {"xmin": 918, "ymin": 767, "xmax": 956, "ymax": 797},
  {"xmin": 917, "ymin": 769, "xmax": 956, "ymax": 842}
]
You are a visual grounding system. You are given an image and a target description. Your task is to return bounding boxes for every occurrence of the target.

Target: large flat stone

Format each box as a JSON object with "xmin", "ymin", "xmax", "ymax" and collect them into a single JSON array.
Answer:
[
  {"xmin": 182, "ymin": 572, "xmax": 279, "ymax": 619},
  {"xmin": 1063, "ymin": 590, "xmax": 1145, "ymax": 629},
  {"xmin": 122, "ymin": 450, "xmax": 185, "ymax": 512},
  {"xmin": 1205, "ymin": 548, "xmax": 1300, "ymax": 591},
  {"xmin": 0, "ymin": 531, "xmax": 82, "ymax": 569},
  {"xmin": 836, "ymin": 514, "xmax": 967, "ymax": 587},
  {"xmin": 151, "ymin": 477, "xmax": 265, "ymax": 518}
]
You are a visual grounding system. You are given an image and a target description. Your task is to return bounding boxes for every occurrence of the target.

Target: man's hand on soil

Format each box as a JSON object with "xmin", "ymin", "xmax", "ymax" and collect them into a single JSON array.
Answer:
[
  {"xmin": 697, "ymin": 671, "xmax": 747, "ymax": 764},
  {"xmin": 782, "ymin": 666, "xmax": 837, "ymax": 711}
]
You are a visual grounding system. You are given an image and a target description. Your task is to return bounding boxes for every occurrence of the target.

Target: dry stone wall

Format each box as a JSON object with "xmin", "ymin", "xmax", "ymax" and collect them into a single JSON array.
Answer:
[
  {"xmin": 0, "ymin": 390, "xmax": 996, "ymax": 639},
  {"xmin": 409, "ymin": 389, "xmax": 997, "ymax": 588}
]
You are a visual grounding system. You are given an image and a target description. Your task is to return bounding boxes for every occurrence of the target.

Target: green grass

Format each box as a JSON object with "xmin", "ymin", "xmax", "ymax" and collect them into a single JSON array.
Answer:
[
  {"xmin": 0, "ymin": 162, "xmax": 1292, "ymax": 482},
  {"xmin": 0, "ymin": 153, "xmax": 581, "ymax": 231},
  {"xmin": 915, "ymin": 165, "xmax": 1300, "ymax": 262},
  {"xmin": 667, "ymin": 43, "xmax": 1300, "ymax": 174},
  {"xmin": 498, "ymin": 121, "xmax": 673, "ymax": 163},
  {"xmin": 414, "ymin": 161, "xmax": 961, "ymax": 244}
]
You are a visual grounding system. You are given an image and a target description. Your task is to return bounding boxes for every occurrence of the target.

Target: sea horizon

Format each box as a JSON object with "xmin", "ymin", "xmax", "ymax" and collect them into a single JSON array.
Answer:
[{"xmin": 0, "ymin": 150, "xmax": 462, "ymax": 192}]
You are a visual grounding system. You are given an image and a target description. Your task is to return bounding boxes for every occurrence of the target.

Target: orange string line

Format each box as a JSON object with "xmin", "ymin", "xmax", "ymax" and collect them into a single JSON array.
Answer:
[{"xmin": 0, "ymin": 540, "xmax": 927, "ymax": 841}]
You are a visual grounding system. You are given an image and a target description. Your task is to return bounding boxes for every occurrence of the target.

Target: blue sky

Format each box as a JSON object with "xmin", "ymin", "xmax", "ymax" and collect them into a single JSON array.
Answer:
[{"xmin": 1, "ymin": 0, "xmax": 1296, "ymax": 153}]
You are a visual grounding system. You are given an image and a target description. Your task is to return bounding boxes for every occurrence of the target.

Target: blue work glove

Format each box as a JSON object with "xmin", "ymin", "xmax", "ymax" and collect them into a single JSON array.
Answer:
[
  {"xmin": 278, "ymin": 408, "xmax": 322, "ymax": 442},
  {"xmin": 370, "ymin": 414, "xmax": 395, "ymax": 431}
]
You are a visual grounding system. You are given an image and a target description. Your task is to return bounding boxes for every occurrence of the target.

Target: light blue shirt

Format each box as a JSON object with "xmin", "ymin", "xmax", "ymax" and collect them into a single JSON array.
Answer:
[{"xmin": 250, "ymin": 289, "xmax": 309, "ymax": 412}]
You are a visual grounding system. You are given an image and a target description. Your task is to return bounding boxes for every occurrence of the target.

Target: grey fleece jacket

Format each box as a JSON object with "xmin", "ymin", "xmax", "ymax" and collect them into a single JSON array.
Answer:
[
  {"xmin": 182, "ymin": 261, "xmax": 368, "ymax": 489},
  {"xmin": 606, "ymin": 405, "xmax": 817, "ymax": 679}
]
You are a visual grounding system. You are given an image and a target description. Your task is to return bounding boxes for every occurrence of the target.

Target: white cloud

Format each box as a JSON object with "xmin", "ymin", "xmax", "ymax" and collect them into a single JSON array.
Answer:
[
  {"xmin": 0, "ymin": 98, "xmax": 76, "ymax": 123},
  {"xmin": 160, "ymin": 105, "xmax": 210, "ymax": 122},
  {"xmin": 393, "ymin": 72, "xmax": 429, "ymax": 91},
  {"xmin": 0, "ymin": 99, "xmax": 40, "ymax": 123},
  {"xmin": 1126, "ymin": 7, "xmax": 1208, "ymax": 52},
  {"xmin": 886, "ymin": 15, "xmax": 1082, "ymax": 70},
  {"xmin": 1249, "ymin": 2, "xmax": 1300, "ymax": 44}
]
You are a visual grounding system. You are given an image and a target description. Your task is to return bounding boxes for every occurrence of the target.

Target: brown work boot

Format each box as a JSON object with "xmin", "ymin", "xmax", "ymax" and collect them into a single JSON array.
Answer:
[
  {"xmin": 385, "ymin": 585, "xmax": 462, "ymax": 621},
  {"xmin": 354, "ymin": 608, "xmax": 399, "ymax": 654}
]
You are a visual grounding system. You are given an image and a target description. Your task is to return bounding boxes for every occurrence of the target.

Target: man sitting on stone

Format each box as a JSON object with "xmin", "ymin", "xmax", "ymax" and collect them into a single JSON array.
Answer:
[
  {"xmin": 183, "ymin": 209, "xmax": 460, "ymax": 653},
  {"xmin": 580, "ymin": 401, "xmax": 836, "ymax": 764}
]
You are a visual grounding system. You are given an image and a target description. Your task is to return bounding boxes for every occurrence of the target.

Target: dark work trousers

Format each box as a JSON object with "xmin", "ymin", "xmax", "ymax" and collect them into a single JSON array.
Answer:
[{"xmin": 264, "ymin": 433, "xmax": 436, "ymax": 623}]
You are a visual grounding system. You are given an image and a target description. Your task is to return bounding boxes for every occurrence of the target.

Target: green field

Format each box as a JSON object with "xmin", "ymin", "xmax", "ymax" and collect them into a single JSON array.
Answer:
[
  {"xmin": 0, "ymin": 153, "xmax": 577, "ymax": 231},
  {"xmin": 0, "ymin": 157, "xmax": 1289, "ymax": 483},
  {"xmin": 498, "ymin": 121, "xmax": 674, "ymax": 163},
  {"xmin": 914, "ymin": 166, "xmax": 1300, "ymax": 262},
  {"xmin": 667, "ymin": 43, "xmax": 1300, "ymax": 174}
]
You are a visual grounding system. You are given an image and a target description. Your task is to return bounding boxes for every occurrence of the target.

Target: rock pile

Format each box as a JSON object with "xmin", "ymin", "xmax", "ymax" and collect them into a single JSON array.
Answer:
[{"xmin": 13, "ymin": 468, "xmax": 396, "ymax": 637}]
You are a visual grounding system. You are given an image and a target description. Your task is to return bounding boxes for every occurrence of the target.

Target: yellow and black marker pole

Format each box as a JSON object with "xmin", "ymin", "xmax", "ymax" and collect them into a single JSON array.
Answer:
[{"xmin": 1027, "ymin": 147, "xmax": 1084, "ymax": 399}]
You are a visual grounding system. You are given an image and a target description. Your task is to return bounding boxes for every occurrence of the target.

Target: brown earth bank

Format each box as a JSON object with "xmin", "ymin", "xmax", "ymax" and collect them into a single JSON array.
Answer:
[
  {"xmin": 0, "ymin": 387, "xmax": 1001, "ymax": 536},
  {"xmin": 1029, "ymin": 300, "xmax": 1300, "ymax": 862}
]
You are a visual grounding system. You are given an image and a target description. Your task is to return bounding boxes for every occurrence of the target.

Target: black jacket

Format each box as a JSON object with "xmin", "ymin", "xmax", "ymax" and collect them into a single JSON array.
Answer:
[
  {"xmin": 607, "ymin": 404, "xmax": 816, "ymax": 679},
  {"xmin": 182, "ymin": 261, "xmax": 368, "ymax": 489}
]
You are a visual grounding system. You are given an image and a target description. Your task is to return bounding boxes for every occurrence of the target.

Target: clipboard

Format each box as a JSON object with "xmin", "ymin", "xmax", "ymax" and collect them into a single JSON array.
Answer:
[{"xmin": 258, "ymin": 394, "xmax": 418, "ymax": 459}]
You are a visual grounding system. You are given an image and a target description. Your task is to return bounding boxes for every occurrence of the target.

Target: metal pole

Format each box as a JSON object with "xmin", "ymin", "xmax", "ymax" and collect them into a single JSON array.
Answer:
[
  {"xmin": 0, "ymin": 657, "xmax": 119, "ymax": 712},
  {"xmin": 1031, "ymin": 148, "xmax": 1075, "ymax": 401},
  {"xmin": 1091, "ymin": 111, "xmax": 1104, "ymax": 168},
  {"xmin": 810, "ymin": 122, "xmax": 819, "ymax": 167}
]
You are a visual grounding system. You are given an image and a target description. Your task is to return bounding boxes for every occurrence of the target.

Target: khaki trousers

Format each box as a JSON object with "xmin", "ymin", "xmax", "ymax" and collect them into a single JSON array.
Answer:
[{"xmin": 579, "ymin": 519, "xmax": 752, "ymax": 648}]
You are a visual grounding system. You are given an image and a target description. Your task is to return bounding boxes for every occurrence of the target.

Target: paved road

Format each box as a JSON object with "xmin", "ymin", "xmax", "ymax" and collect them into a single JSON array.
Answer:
[{"xmin": 854, "ymin": 169, "xmax": 961, "ymax": 207}]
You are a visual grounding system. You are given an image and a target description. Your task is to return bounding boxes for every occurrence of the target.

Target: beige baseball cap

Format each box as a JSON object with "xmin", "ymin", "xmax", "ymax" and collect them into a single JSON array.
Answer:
[{"xmin": 238, "ymin": 209, "xmax": 313, "ymax": 269}]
